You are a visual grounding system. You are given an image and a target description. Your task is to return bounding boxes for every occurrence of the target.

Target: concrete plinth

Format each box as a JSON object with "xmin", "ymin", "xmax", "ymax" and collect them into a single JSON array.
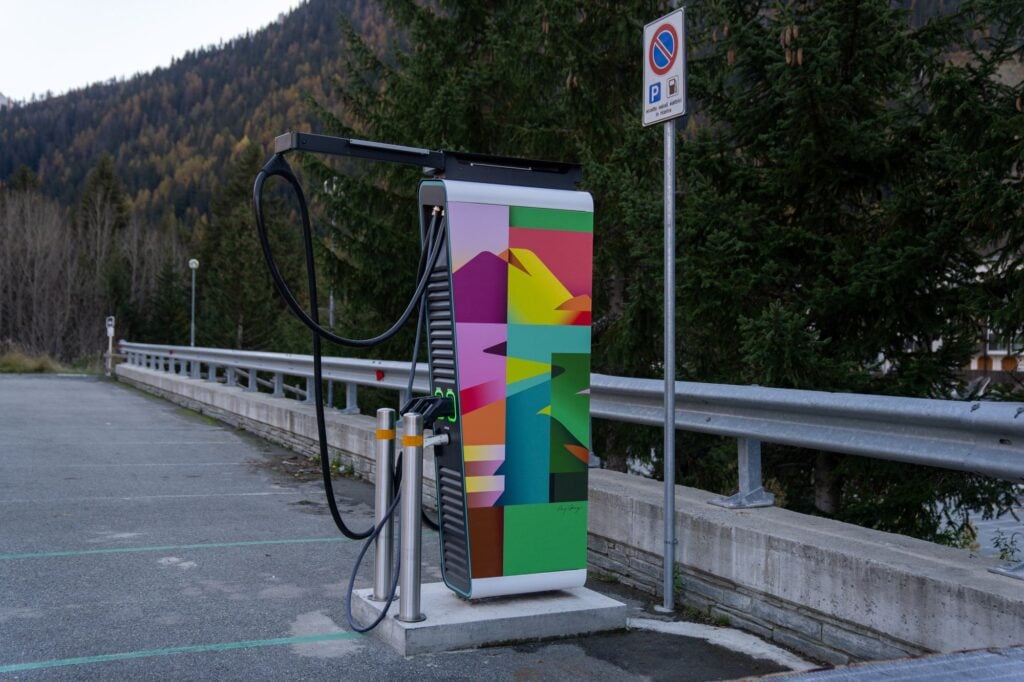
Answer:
[{"xmin": 351, "ymin": 583, "xmax": 627, "ymax": 656}]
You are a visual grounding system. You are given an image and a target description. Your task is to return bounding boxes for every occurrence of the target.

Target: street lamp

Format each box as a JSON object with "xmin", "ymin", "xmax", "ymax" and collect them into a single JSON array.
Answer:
[{"xmin": 188, "ymin": 258, "xmax": 199, "ymax": 346}]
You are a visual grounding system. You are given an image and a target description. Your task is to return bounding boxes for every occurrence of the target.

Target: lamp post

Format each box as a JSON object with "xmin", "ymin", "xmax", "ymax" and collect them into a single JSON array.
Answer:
[{"xmin": 188, "ymin": 258, "xmax": 199, "ymax": 347}]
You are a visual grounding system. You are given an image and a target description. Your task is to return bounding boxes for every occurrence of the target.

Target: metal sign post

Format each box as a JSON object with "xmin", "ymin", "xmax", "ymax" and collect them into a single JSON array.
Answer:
[
  {"xmin": 105, "ymin": 316, "xmax": 115, "ymax": 375},
  {"xmin": 643, "ymin": 7, "xmax": 686, "ymax": 614}
]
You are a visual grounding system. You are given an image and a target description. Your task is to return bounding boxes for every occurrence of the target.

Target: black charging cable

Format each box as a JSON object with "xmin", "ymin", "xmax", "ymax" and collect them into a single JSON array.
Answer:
[
  {"xmin": 344, "ymin": 489, "xmax": 403, "ymax": 632},
  {"xmin": 252, "ymin": 153, "xmax": 446, "ymax": 540},
  {"xmin": 253, "ymin": 154, "xmax": 444, "ymax": 349}
]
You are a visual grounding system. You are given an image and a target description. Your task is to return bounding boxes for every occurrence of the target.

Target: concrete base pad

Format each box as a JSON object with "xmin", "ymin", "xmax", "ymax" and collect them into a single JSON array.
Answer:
[{"xmin": 351, "ymin": 582, "xmax": 627, "ymax": 656}]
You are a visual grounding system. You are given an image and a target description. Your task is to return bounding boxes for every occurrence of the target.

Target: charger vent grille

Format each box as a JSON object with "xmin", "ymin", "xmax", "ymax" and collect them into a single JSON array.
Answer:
[
  {"xmin": 426, "ymin": 262, "xmax": 455, "ymax": 394},
  {"xmin": 438, "ymin": 465, "xmax": 470, "ymax": 590}
]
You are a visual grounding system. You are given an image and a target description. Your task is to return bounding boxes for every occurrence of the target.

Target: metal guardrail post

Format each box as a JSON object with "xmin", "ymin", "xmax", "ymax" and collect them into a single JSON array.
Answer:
[
  {"xmin": 372, "ymin": 408, "xmax": 397, "ymax": 601},
  {"xmin": 190, "ymin": 360, "xmax": 200, "ymax": 379},
  {"xmin": 304, "ymin": 377, "xmax": 316, "ymax": 404},
  {"xmin": 245, "ymin": 369, "xmax": 258, "ymax": 393},
  {"xmin": 273, "ymin": 373, "xmax": 284, "ymax": 397},
  {"xmin": 709, "ymin": 439, "xmax": 776, "ymax": 509},
  {"xmin": 398, "ymin": 412, "xmax": 425, "ymax": 623},
  {"xmin": 344, "ymin": 382, "xmax": 359, "ymax": 415},
  {"xmin": 207, "ymin": 364, "xmax": 218, "ymax": 382},
  {"xmin": 226, "ymin": 366, "xmax": 237, "ymax": 387}
]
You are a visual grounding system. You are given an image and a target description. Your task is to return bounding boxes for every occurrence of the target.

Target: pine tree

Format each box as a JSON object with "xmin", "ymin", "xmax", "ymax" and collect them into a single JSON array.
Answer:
[
  {"xmin": 197, "ymin": 144, "xmax": 306, "ymax": 350},
  {"xmin": 307, "ymin": 0, "xmax": 668, "ymax": 372},
  {"xmin": 145, "ymin": 258, "xmax": 190, "ymax": 345},
  {"xmin": 310, "ymin": 0, "xmax": 1022, "ymax": 542},
  {"xmin": 681, "ymin": 0, "xmax": 1022, "ymax": 538},
  {"xmin": 9, "ymin": 165, "xmax": 41, "ymax": 193}
]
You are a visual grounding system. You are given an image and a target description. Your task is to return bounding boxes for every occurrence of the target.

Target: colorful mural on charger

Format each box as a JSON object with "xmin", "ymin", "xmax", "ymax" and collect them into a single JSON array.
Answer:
[{"xmin": 447, "ymin": 199, "xmax": 593, "ymax": 580}]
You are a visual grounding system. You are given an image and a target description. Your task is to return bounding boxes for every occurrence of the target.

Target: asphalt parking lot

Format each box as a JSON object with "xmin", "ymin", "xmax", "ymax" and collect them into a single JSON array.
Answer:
[{"xmin": 0, "ymin": 374, "xmax": 806, "ymax": 680}]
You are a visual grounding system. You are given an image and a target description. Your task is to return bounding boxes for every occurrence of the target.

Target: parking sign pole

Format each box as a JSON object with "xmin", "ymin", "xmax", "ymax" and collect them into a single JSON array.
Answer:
[
  {"xmin": 661, "ymin": 117, "xmax": 676, "ymax": 613},
  {"xmin": 643, "ymin": 7, "xmax": 684, "ymax": 614}
]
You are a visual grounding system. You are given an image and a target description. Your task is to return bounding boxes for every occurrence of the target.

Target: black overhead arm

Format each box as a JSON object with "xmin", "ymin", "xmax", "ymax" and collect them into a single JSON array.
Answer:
[{"xmin": 273, "ymin": 131, "xmax": 582, "ymax": 190}]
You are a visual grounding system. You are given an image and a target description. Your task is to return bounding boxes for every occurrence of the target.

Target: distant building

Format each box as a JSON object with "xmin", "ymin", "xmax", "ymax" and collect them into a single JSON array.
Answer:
[{"xmin": 971, "ymin": 326, "xmax": 1022, "ymax": 373}]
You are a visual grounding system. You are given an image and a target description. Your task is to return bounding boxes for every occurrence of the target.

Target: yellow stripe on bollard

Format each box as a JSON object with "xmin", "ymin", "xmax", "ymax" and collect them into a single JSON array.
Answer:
[
  {"xmin": 376, "ymin": 429, "xmax": 396, "ymax": 440},
  {"xmin": 402, "ymin": 434, "xmax": 424, "ymax": 447}
]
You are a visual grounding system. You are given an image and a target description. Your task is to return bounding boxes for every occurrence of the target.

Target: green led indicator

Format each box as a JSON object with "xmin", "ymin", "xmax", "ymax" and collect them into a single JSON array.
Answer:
[
  {"xmin": 445, "ymin": 388, "xmax": 458, "ymax": 422},
  {"xmin": 433, "ymin": 386, "xmax": 458, "ymax": 422}
]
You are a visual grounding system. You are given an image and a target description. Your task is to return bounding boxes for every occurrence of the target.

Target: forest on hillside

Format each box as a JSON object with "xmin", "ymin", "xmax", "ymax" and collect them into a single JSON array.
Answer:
[
  {"xmin": 0, "ymin": 0, "xmax": 385, "ymax": 227},
  {"xmin": 0, "ymin": 0, "xmax": 384, "ymax": 359},
  {"xmin": 0, "ymin": 0, "xmax": 974, "ymax": 228}
]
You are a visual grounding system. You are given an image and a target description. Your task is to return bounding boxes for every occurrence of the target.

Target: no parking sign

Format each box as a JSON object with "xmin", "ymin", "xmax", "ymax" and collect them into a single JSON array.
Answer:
[{"xmin": 642, "ymin": 8, "xmax": 686, "ymax": 127}]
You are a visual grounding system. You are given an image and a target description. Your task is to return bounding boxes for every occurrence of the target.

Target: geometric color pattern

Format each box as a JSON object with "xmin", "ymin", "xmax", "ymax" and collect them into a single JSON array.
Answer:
[{"xmin": 448, "ymin": 196, "xmax": 593, "ymax": 581}]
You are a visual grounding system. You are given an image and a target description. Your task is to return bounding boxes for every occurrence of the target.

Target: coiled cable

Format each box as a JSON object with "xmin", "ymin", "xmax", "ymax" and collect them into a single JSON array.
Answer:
[{"xmin": 252, "ymin": 153, "xmax": 446, "ymax": 539}]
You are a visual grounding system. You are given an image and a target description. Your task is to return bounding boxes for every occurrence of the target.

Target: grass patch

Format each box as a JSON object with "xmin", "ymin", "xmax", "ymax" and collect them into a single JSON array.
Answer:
[
  {"xmin": 0, "ymin": 350, "xmax": 64, "ymax": 373},
  {"xmin": 174, "ymin": 406, "xmax": 222, "ymax": 426}
]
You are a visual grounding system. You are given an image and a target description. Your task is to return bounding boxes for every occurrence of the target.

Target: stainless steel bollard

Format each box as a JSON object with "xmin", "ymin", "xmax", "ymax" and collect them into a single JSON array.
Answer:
[
  {"xmin": 397, "ymin": 412, "xmax": 425, "ymax": 622},
  {"xmin": 372, "ymin": 408, "xmax": 396, "ymax": 601}
]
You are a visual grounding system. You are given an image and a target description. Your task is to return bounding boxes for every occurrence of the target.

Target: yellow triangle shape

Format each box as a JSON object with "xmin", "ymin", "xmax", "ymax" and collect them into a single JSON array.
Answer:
[
  {"xmin": 537, "ymin": 405, "xmax": 552, "ymax": 416},
  {"xmin": 507, "ymin": 356, "xmax": 550, "ymax": 384}
]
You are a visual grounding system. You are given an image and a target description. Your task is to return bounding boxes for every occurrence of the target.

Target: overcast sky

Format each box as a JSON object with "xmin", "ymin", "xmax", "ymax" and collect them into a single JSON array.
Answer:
[{"xmin": 0, "ymin": 0, "xmax": 301, "ymax": 101}]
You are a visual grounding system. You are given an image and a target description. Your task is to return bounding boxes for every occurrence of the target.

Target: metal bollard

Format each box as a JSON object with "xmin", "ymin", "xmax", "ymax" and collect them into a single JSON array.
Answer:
[
  {"xmin": 372, "ymin": 408, "xmax": 396, "ymax": 601},
  {"xmin": 397, "ymin": 412, "xmax": 425, "ymax": 622}
]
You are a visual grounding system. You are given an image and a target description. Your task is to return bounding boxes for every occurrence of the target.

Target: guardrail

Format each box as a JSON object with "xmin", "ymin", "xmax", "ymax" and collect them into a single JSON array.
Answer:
[
  {"xmin": 119, "ymin": 341, "xmax": 1024, "ymax": 579},
  {"xmin": 120, "ymin": 340, "xmax": 1024, "ymax": 479}
]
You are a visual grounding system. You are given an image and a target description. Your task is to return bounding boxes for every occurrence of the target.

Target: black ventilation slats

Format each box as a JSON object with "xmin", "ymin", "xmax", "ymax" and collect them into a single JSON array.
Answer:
[
  {"xmin": 437, "ymin": 464, "xmax": 469, "ymax": 590},
  {"xmin": 425, "ymin": 225, "xmax": 470, "ymax": 594}
]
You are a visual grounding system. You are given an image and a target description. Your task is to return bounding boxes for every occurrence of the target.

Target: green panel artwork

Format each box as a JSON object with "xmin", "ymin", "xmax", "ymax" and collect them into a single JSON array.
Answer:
[
  {"xmin": 502, "ymin": 502, "xmax": 588, "ymax": 576},
  {"xmin": 509, "ymin": 206, "xmax": 594, "ymax": 233}
]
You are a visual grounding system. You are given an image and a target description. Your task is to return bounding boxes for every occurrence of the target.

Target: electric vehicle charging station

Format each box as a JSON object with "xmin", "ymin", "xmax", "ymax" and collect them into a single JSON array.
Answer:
[
  {"xmin": 418, "ymin": 177, "xmax": 593, "ymax": 599},
  {"xmin": 254, "ymin": 132, "xmax": 622, "ymax": 651}
]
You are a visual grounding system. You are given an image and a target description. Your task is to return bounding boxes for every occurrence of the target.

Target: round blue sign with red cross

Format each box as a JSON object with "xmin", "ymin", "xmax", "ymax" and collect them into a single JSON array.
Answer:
[{"xmin": 648, "ymin": 23, "xmax": 679, "ymax": 76}]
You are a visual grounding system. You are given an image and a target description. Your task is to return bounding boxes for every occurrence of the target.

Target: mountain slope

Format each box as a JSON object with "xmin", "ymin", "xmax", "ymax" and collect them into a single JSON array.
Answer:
[{"xmin": 0, "ymin": 0, "xmax": 382, "ymax": 225}]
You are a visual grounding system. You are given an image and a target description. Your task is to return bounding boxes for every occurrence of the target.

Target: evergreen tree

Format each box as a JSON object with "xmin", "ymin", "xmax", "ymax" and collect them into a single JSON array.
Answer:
[
  {"xmin": 680, "ymin": 0, "xmax": 1022, "ymax": 538},
  {"xmin": 10, "ymin": 165, "xmax": 41, "ymax": 193},
  {"xmin": 78, "ymin": 154, "xmax": 129, "ymax": 232},
  {"xmin": 145, "ymin": 258, "xmax": 190, "ymax": 345},
  {"xmin": 307, "ymin": 0, "xmax": 667, "ymax": 371},
  {"xmin": 310, "ymin": 0, "xmax": 1022, "ymax": 542},
  {"xmin": 197, "ymin": 144, "xmax": 305, "ymax": 350},
  {"xmin": 76, "ymin": 154, "xmax": 137, "ymax": 346}
]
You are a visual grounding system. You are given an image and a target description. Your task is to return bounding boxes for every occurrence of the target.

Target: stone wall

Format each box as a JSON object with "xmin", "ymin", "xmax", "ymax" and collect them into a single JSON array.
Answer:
[{"xmin": 117, "ymin": 363, "xmax": 1024, "ymax": 664}]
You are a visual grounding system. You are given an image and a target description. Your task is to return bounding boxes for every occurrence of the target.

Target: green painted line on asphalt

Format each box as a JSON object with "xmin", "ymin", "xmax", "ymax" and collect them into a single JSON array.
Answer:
[
  {"xmin": 0, "ymin": 632, "xmax": 363, "ymax": 673},
  {"xmin": 0, "ymin": 537, "xmax": 348, "ymax": 561}
]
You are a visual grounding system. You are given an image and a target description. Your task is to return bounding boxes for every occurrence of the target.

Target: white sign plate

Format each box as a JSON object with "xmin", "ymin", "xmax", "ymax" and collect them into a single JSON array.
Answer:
[{"xmin": 642, "ymin": 8, "xmax": 686, "ymax": 127}]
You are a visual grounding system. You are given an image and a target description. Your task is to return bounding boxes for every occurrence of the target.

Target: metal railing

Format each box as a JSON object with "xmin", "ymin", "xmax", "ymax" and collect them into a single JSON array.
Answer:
[{"xmin": 119, "ymin": 340, "xmax": 1024, "ymax": 578}]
